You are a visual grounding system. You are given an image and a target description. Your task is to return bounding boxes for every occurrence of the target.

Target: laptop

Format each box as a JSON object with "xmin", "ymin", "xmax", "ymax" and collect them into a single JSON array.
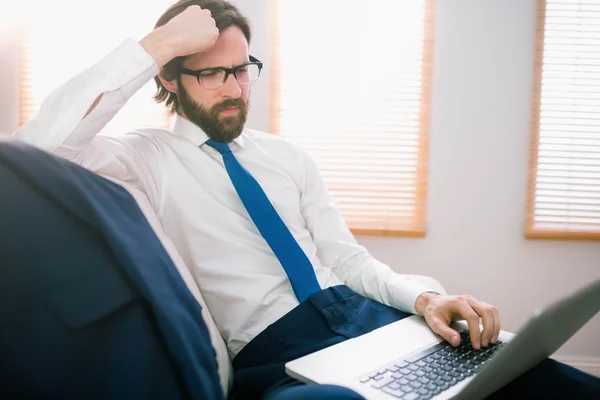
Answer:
[{"xmin": 285, "ymin": 278, "xmax": 600, "ymax": 400}]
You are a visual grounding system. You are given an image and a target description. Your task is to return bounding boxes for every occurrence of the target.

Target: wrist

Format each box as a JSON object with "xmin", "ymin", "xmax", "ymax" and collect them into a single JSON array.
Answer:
[
  {"xmin": 415, "ymin": 291, "xmax": 440, "ymax": 315},
  {"xmin": 139, "ymin": 27, "xmax": 180, "ymax": 69}
]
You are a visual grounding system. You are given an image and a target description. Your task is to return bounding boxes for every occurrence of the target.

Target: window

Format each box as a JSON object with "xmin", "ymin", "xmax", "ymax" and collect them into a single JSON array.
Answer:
[
  {"xmin": 270, "ymin": 0, "xmax": 434, "ymax": 236},
  {"xmin": 527, "ymin": 0, "xmax": 600, "ymax": 239},
  {"xmin": 19, "ymin": 0, "xmax": 173, "ymax": 135}
]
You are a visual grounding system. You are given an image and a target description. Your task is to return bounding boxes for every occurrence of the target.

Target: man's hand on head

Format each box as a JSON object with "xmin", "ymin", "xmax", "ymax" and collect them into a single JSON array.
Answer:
[
  {"xmin": 140, "ymin": 5, "xmax": 220, "ymax": 68},
  {"xmin": 415, "ymin": 292, "xmax": 501, "ymax": 350}
]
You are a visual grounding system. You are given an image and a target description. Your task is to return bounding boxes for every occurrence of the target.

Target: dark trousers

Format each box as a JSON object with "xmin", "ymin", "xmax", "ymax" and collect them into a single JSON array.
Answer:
[{"xmin": 233, "ymin": 285, "xmax": 600, "ymax": 400}]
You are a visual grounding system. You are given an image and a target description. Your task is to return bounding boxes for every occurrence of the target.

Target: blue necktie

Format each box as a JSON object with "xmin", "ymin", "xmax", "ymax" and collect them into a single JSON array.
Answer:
[{"xmin": 205, "ymin": 139, "xmax": 321, "ymax": 302}]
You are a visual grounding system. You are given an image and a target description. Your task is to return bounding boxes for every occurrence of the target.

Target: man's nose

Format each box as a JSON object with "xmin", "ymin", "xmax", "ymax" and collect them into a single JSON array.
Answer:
[{"xmin": 221, "ymin": 73, "xmax": 242, "ymax": 99}]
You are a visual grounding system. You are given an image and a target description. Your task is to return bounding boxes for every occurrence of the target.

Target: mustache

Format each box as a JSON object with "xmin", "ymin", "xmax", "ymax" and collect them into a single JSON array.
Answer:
[{"xmin": 211, "ymin": 98, "xmax": 247, "ymax": 114}]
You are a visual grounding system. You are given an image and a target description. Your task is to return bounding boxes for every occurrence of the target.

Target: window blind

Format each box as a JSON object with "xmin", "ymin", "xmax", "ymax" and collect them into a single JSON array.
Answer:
[
  {"xmin": 19, "ymin": 0, "xmax": 174, "ymax": 136},
  {"xmin": 270, "ymin": 0, "xmax": 435, "ymax": 236},
  {"xmin": 527, "ymin": 0, "xmax": 600, "ymax": 239}
]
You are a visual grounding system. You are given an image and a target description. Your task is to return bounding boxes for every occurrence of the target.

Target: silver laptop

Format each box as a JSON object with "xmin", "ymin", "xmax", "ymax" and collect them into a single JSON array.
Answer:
[{"xmin": 285, "ymin": 279, "xmax": 600, "ymax": 400}]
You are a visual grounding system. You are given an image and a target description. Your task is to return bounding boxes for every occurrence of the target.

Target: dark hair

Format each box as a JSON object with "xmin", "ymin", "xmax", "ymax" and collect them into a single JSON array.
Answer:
[{"xmin": 153, "ymin": 0, "xmax": 252, "ymax": 114}]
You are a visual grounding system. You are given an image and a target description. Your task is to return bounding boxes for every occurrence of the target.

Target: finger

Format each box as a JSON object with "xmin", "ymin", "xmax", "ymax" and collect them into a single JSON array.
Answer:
[
  {"xmin": 453, "ymin": 299, "xmax": 482, "ymax": 349},
  {"xmin": 491, "ymin": 306, "xmax": 501, "ymax": 343},
  {"xmin": 428, "ymin": 316, "xmax": 461, "ymax": 347},
  {"xmin": 466, "ymin": 298, "xmax": 495, "ymax": 347}
]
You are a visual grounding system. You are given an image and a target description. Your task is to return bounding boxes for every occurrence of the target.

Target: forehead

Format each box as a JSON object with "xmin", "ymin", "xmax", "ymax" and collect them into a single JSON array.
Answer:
[{"xmin": 183, "ymin": 26, "xmax": 249, "ymax": 69}]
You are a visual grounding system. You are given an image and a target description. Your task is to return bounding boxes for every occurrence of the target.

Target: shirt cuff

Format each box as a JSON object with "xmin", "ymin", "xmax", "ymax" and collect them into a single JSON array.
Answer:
[
  {"xmin": 388, "ymin": 277, "xmax": 441, "ymax": 315},
  {"xmin": 99, "ymin": 38, "xmax": 160, "ymax": 99}
]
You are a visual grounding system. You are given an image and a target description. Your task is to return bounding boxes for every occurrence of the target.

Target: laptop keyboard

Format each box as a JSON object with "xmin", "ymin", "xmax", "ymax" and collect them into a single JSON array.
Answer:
[{"xmin": 358, "ymin": 331, "xmax": 504, "ymax": 399}]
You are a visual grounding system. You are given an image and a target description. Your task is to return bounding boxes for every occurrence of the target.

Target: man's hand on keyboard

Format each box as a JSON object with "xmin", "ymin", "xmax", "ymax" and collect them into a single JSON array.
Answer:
[{"xmin": 415, "ymin": 292, "xmax": 500, "ymax": 351}]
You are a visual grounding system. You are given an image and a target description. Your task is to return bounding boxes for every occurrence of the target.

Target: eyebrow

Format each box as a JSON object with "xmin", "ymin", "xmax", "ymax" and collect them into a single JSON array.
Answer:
[{"xmin": 197, "ymin": 60, "xmax": 251, "ymax": 70}]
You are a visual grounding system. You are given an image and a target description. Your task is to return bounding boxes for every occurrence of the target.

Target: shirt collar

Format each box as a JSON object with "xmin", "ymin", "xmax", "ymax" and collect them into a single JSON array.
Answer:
[{"xmin": 172, "ymin": 115, "xmax": 246, "ymax": 149}]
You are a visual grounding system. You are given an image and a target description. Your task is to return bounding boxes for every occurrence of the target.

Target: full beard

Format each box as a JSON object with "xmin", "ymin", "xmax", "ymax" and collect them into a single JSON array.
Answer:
[{"xmin": 178, "ymin": 82, "xmax": 249, "ymax": 143}]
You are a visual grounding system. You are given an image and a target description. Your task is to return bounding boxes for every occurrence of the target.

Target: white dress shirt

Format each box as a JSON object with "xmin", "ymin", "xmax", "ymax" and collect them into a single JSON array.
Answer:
[{"xmin": 14, "ymin": 38, "xmax": 435, "ymax": 357}]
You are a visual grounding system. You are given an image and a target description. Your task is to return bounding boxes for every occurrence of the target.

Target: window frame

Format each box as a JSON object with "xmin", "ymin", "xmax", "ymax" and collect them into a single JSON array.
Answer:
[
  {"xmin": 525, "ymin": 0, "xmax": 600, "ymax": 240},
  {"xmin": 268, "ymin": 0, "xmax": 436, "ymax": 237}
]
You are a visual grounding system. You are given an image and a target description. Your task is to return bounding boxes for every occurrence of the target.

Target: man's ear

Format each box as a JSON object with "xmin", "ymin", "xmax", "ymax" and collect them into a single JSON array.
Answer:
[{"xmin": 158, "ymin": 73, "xmax": 178, "ymax": 93}]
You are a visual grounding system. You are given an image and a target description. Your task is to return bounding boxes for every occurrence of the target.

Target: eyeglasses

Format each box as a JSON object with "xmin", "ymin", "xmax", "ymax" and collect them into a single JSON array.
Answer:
[{"xmin": 179, "ymin": 56, "xmax": 263, "ymax": 90}]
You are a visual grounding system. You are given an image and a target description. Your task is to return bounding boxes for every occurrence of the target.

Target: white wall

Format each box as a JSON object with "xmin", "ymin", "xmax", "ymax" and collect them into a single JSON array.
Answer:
[
  {"xmin": 233, "ymin": 0, "xmax": 600, "ymax": 363},
  {"xmin": 1, "ymin": 0, "xmax": 598, "ymax": 363}
]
